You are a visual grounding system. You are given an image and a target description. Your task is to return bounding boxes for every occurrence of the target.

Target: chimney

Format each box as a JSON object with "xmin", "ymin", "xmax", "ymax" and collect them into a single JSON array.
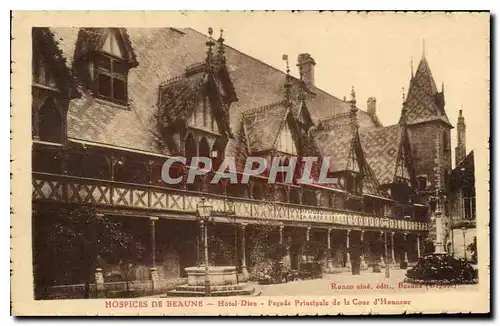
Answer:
[
  {"xmin": 455, "ymin": 109, "xmax": 466, "ymax": 165},
  {"xmin": 297, "ymin": 53, "xmax": 316, "ymax": 87},
  {"xmin": 367, "ymin": 97, "xmax": 377, "ymax": 117}
]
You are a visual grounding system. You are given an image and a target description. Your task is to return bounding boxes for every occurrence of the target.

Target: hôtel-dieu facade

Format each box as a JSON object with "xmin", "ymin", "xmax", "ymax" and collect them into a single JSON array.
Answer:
[{"xmin": 31, "ymin": 27, "xmax": 476, "ymax": 299}]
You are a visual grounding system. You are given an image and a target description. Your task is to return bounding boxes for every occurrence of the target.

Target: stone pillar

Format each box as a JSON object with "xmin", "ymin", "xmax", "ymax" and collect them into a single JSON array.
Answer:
[
  {"xmin": 403, "ymin": 232, "xmax": 409, "ymax": 264},
  {"xmin": 380, "ymin": 231, "xmax": 386, "ymax": 267},
  {"xmin": 417, "ymin": 234, "xmax": 421, "ymax": 258},
  {"xmin": 327, "ymin": 228, "xmax": 333, "ymax": 271},
  {"xmin": 233, "ymin": 223, "xmax": 239, "ymax": 272},
  {"xmin": 240, "ymin": 223, "xmax": 249, "ymax": 280},
  {"xmin": 95, "ymin": 268, "xmax": 104, "ymax": 298},
  {"xmin": 303, "ymin": 227, "xmax": 311, "ymax": 262},
  {"xmin": 279, "ymin": 224, "xmax": 284, "ymax": 244},
  {"xmin": 390, "ymin": 232, "xmax": 396, "ymax": 265},
  {"xmin": 360, "ymin": 230, "xmax": 367, "ymax": 269},
  {"xmin": 345, "ymin": 230, "xmax": 351, "ymax": 270},
  {"xmin": 149, "ymin": 216, "xmax": 159, "ymax": 293}
]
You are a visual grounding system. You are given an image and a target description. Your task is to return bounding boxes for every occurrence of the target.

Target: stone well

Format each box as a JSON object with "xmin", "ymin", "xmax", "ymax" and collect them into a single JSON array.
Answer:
[{"xmin": 167, "ymin": 266, "xmax": 254, "ymax": 297}]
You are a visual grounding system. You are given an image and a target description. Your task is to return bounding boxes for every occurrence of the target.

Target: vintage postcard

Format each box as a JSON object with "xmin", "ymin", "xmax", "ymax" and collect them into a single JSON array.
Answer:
[{"xmin": 11, "ymin": 11, "xmax": 490, "ymax": 316}]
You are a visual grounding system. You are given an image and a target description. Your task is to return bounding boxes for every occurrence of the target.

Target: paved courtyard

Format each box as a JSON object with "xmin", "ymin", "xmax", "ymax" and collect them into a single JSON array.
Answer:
[{"xmin": 252, "ymin": 268, "xmax": 479, "ymax": 296}]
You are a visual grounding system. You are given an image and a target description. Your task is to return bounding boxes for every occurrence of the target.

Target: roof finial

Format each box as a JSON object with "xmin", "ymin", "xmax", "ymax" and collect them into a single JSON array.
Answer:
[
  {"xmin": 422, "ymin": 38, "xmax": 426, "ymax": 59},
  {"xmin": 402, "ymin": 86, "xmax": 406, "ymax": 102},
  {"xmin": 282, "ymin": 54, "xmax": 290, "ymax": 76},
  {"xmin": 349, "ymin": 86, "xmax": 359, "ymax": 131},
  {"xmin": 217, "ymin": 28, "xmax": 225, "ymax": 63},
  {"xmin": 205, "ymin": 27, "xmax": 215, "ymax": 66},
  {"xmin": 441, "ymin": 81, "xmax": 444, "ymax": 93},
  {"xmin": 282, "ymin": 54, "xmax": 291, "ymax": 106},
  {"xmin": 349, "ymin": 86, "xmax": 357, "ymax": 112},
  {"xmin": 411, "ymin": 56, "xmax": 414, "ymax": 78}
]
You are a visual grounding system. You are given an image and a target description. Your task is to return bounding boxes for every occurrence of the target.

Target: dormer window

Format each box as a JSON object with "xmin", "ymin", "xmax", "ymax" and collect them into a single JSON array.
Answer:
[
  {"xmin": 345, "ymin": 172, "xmax": 362, "ymax": 195},
  {"xmin": 95, "ymin": 53, "xmax": 127, "ymax": 104},
  {"xmin": 78, "ymin": 29, "xmax": 136, "ymax": 105}
]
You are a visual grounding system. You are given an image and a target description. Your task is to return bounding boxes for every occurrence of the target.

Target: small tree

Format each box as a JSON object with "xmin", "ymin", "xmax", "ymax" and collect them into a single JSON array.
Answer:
[
  {"xmin": 110, "ymin": 230, "xmax": 146, "ymax": 297},
  {"xmin": 266, "ymin": 243, "xmax": 288, "ymax": 262},
  {"xmin": 305, "ymin": 241, "xmax": 327, "ymax": 263},
  {"xmin": 467, "ymin": 236, "xmax": 477, "ymax": 264},
  {"xmin": 45, "ymin": 205, "xmax": 145, "ymax": 298}
]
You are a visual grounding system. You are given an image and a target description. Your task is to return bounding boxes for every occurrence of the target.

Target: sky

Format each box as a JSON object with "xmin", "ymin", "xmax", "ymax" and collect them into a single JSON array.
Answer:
[{"xmin": 174, "ymin": 11, "xmax": 489, "ymax": 168}]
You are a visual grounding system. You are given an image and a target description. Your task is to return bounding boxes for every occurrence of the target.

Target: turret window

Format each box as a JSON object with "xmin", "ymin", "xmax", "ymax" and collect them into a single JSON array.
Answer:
[
  {"xmin": 443, "ymin": 131, "xmax": 450, "ymax": 154},
  {"xmin": 417, "ymin": 175, "xmax": 427, "ymax": 192}
]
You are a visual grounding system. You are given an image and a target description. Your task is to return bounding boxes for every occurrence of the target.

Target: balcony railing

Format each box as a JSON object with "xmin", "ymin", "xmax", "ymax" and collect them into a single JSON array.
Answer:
[{"xmin": 32, "ymin": 172, "xmax": 429, "ymax": 232}]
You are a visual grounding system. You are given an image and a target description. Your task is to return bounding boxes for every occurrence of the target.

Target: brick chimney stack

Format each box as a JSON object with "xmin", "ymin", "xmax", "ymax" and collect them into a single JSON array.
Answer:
[{"xmin": 297, "ymin": 53, "xmax": 316, "ymax": 87}]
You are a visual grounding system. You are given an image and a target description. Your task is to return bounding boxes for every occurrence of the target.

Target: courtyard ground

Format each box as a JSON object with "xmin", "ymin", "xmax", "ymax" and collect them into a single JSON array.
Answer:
[{"xmin": 252, "ymin": 268, "xmax": 479, "ymax": 296}]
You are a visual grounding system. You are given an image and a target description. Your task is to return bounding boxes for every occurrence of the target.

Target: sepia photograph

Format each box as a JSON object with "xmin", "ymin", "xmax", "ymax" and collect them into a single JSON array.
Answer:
[{"xmin": 11, "ymin": 11, "xmax": 490, "ymax": 315}]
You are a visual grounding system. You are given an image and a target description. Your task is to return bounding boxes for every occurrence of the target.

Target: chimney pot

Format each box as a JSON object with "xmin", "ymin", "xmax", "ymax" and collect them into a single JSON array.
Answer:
[{"xmin": 297, "ymin": 53, "xmax": 316, "ymax": 87}]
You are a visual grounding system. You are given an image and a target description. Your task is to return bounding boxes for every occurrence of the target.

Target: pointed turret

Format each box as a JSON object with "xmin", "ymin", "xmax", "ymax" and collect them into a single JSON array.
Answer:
[{"xmin": 399, "ymin": 53, "xmax": 451, "ymax": 126}]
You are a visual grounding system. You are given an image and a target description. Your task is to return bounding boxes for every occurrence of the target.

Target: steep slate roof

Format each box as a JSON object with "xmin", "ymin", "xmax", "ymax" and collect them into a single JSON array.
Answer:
[
  {"xmin": 158, "ymin": 70, "xmax": 206, "ymax": 127},
  {"xmin": 242, "ymin": 101, "xmax": 289, "ymax": 153},
  {"xmin": 359, "ymin": 124, "xmax": 403, "ymax": 185},
  {"xmin": 49, "ymin": 27, "xmax": 379, "ymax": 156},
  {"xmin": 320, "ymin": 110, "xmax": 378, "ymax": 130},
  {"xmin": 399, "ymin": 56, "xmax": 451, "ymax": 126},
  {"xmin": 312, "ymin": 124, "xmax": 354, "ymax": 172}
]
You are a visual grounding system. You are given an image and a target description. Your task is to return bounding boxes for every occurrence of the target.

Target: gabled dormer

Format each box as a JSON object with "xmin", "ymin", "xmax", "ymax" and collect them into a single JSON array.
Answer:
[
  {"xmin": 157, "ymin": 28, "xmax": 236, "ymax": 160},
  {"xmin": 274, "ymin": 111, "xmax": 299, "ymax": 156},
  {"xmin": 31, "ymin": 28, "xmax": 78, "ymax": 144},
  {"xmin": 72, "ymin": 28, "xmax": 138, "ymax": 106}
]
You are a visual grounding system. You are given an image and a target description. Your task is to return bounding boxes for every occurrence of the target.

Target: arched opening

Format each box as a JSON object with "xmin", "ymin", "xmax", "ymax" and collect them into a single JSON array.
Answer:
[
  {"xmin": 199, "ymin": 137, "xmax": 210, "ymax": 159},
  {"xmin": 275, "ymin": 187, "xmax": 287, "ymax": 202},
  {"xmin": 184, "ymin": 133, "xmax": 197, "ymax": 164},
  {"xmin": 302, "ymin": 189, "xmax": 317, "ymax": 206},
  {"xmin": 32, "ymin": 149, "xmax": 62, "ymax": 174},
  {"xmin": 38, "ymin": 98, "xmax": 63, "ymax": 143},
  {"xmin": 184, "ymin": 133, "xmax": 198, "ymax": 191},
  {"xmin": 289, "ymin": 188, "xmax": 301, "ymax": 204},
  {"xmin": 211, "ymin": 137, "xmax": 226, "ymax": 172},
  {"xmin": 115, "ymin": 159, "xmax": 149, "ymax": 184},
  {"xmin": 226, "ymin": 183, "xmax": 248, "ymax": 198},
  {"xmin": 70, "ymin": 152, "xmax": 111, "ymax": 180}
]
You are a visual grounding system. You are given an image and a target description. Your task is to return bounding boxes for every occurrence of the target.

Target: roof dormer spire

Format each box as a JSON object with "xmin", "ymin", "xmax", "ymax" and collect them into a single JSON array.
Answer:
[
  {"xmin": 282, "ymin": 54, "xmax": 292, "ymax": 107},
  {"xmin": 217, "ymin": 28, "xmax": 225, "ymax": 64},
  {"xmin": 205, "ymin": 27, "xmax": 215, "ymax": 68},
  {"xmin": 350, "ymin": 86, "xmax": 357, "ymax": 108},
  {"xmin": 349, "ymin": 86, "xmax": 359, "ymax": 132}
]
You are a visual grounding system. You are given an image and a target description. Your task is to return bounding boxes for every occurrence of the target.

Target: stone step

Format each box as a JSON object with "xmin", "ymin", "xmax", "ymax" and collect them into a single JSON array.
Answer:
[{"xmin": 165, "ymin": 287, "xmax": 255, "ymax": 297}]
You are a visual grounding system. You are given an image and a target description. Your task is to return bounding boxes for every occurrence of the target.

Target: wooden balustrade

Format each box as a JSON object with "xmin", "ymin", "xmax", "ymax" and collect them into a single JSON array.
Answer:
[{"xmin": 32, "ymin": 172, "xmax": 429, "ymax": 232}]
